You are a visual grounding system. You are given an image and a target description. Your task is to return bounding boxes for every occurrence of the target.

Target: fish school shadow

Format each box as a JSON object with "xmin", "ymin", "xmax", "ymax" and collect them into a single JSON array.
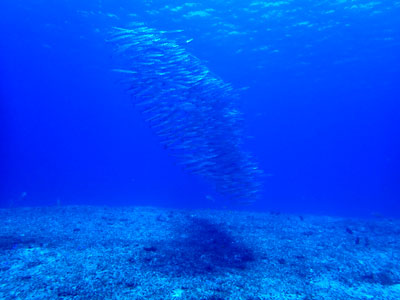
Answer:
[{"xmin": 139, "ymin": 217, "xmax": 255, "ymax": 276}]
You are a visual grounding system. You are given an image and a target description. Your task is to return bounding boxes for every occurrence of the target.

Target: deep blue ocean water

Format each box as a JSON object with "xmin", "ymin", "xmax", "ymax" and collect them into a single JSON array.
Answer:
[{"xmin": 1, "ymin": 0, "xmax": 399, "ymax": 217}]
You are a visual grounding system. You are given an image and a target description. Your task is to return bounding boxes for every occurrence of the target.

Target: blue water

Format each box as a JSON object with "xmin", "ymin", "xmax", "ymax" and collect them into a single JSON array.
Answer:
[{"xmin": 1, "ymin": 0, "xmax": 399, "ymax": 217}]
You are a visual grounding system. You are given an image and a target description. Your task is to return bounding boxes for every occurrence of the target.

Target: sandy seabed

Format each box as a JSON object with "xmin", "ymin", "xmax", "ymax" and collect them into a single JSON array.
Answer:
[{"xmin": 0, "ymin": 205, "xmax": 399, "ymax": 300}]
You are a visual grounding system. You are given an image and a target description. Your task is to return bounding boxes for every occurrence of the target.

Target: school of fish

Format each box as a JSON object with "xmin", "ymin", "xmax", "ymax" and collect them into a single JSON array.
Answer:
[{"xmin": 110, "ymin": 22, "xmax": 262, "ymax": 202}]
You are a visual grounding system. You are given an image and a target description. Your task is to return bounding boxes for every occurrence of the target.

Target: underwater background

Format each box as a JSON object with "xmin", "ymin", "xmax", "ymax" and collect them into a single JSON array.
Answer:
[{"xmin": 1, "ymin": 0, "xmax": 399, "ymax": 217}]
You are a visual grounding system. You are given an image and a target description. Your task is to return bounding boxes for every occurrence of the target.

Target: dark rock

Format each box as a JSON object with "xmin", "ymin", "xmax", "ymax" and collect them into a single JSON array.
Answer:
[
  {"xmin": 278, "ymin": 258, "xmax": 286, "ymax": 264},
  {"xmin": 143, "ymin": 246, "xmax": 157, "ymax": 252}
]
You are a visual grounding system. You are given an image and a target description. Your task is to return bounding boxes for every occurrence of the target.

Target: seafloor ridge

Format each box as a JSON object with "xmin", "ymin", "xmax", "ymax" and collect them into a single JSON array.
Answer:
[{"xmin": 0, "ymin": 206, "xmax": 399, "ymax": 299}]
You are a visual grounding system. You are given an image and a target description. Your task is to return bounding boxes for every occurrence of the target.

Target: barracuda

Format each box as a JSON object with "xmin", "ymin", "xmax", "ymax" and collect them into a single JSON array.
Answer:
[{"xmin": 110, "ymin": 22, "xmax": 263, "ymax": 202}]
